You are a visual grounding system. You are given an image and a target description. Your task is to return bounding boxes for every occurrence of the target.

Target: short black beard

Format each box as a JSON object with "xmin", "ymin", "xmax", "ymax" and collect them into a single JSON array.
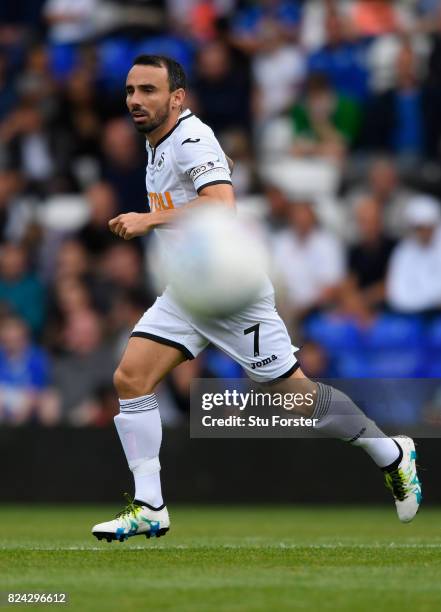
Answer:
[{"xmin": 134, "ymin": 105, "xmax": 170, "ymax": 135}]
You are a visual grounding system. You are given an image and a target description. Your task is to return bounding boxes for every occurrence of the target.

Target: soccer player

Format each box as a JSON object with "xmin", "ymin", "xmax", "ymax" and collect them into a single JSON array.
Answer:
[{"xmin": 92, "ymin": 55, "xmax": 421, "ymax": 542}]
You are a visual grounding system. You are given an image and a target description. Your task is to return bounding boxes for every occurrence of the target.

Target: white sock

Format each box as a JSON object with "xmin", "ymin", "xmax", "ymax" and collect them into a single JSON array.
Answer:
[
  {"xmin": 351, "ymin": 436, "xmax": 401, "ymax": 468},
  {"xmin": 114, "ymin": 394, "xmax": 164, "ymax": 508}
]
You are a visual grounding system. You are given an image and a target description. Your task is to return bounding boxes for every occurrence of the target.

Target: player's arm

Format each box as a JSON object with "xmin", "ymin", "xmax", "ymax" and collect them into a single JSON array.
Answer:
[
  {"xmin": 108, "ymin": 183, "xmax": 234, "ymax": 240},
  {"xmin": 109, "ymin": 136, "xmax": 234, "ymax": 240}
]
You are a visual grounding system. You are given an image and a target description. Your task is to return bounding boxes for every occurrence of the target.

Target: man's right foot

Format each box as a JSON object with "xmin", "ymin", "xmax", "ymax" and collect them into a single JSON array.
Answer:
[{"xmin": 92, "ymin": 494, "xmax": 170, "ymax": 542}]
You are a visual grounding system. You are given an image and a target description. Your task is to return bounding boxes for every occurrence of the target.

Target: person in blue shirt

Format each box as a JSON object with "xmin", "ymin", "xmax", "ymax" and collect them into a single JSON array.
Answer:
[{"xmin": 0, "ymin": 314, "xmax": 59, "ymax": 424}]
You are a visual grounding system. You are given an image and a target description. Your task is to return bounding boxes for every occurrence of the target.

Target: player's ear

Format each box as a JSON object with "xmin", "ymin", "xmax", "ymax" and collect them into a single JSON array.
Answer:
[{"xmin": 171, "ymin": 88, "xmax": 185, "ymax": 110}]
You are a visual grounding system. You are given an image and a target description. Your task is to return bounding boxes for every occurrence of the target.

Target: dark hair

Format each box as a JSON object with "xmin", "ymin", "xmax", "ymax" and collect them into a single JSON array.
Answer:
[{"xmin": 132, "ymin": 55, "xmax": 186, "ymax": 92}]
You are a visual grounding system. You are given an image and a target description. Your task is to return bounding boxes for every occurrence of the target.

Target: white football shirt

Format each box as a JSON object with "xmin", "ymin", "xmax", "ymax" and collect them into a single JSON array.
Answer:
[{"xmin": 145, "ymin": 109, "xmax": 232, "ymax": 248}]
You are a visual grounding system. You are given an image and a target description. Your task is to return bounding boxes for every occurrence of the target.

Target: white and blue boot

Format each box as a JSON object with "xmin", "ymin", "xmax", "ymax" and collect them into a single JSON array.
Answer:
[
  {"xmin": 92, "ymin": 494, "xmax": 170, "ymax": 542},
  {"xmin": 383, "ymin": 436, "xmax": 422, "ymax": 523}
]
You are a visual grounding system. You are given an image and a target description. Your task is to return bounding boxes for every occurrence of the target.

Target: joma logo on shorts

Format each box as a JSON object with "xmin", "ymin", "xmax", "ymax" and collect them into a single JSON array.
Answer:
[{"xmin": 251, "ymin": 355, "xmax": 278, "ymax": 369}]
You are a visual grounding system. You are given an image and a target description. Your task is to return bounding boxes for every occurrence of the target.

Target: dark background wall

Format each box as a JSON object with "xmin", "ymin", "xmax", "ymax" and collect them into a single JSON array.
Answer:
[{"xmin": 0, "ymin": 427, "xmax": 437, "ymax": 504}]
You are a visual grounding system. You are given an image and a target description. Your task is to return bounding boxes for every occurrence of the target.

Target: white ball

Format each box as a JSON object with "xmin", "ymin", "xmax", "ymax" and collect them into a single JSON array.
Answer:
[{"xmin": 157, "ymin": 206, "xmax": 269, "ymax": 318}]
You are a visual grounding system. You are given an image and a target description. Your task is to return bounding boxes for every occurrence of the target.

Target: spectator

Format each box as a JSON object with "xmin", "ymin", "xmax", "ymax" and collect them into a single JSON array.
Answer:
[
  {"xmin": 191, "ymin": 40, "xmax": 252, "ymax": 134},
  {"xmin": 0, "ymin": 315, "xmax": 59, "ymax": 425},
  {"xmin": 99, "ymin": 243, "xmax": 146, "ymax": 292},
  {"xmin": 386, "ymin": 195, "xmax": 441, "ymax": 313},
  {"xmin": 298, "ymin": 340, "xmax": 332, "ymax": 378},
  {"xmin": 251, "ymin": 18, "xmax": 306, "ymax": 121},
  {"xmin": 348, "ymin": 0, "xmax": 411, "ymax": 38},
  {"xmin": 0, "ymin": 51, "xmax": 17, "ymax": 121},
  {"xmin": 347, "ymin": 196, "xmax": 396, "ymax": 307},
  {"xmin": 0, "ymin": 242, "xmax": 46, "ymax": 335},
  {"xmin": 363, "ymin": 41, "xmax": 436, "ymax": 160},
  {"xmin": 76, "ymin": 182, "xmax": 119, "ymax": 257},
  {"xmin": 347, "ymin": 157, "xmax": 414, "ymax": 238},
  {"xmin": 263, "ymin": 183, "xmax": 292, "ymax": 234},
  {"xmin": 232, "ymin": 0, "xmax": 302, "ymax": 55},
  {"xmin": 100, "ymin": 118, "xmax": 147, "ymax": 214},
  {"xmin": 290, "ymin": 72, "xmax": 362, "ymax": 164},
  {"xmin": 52, "ymin": 308, "xmax": 117, "ymax": 424},
  {"xmin": 43, "ymin": 0, "xmax": 99, "ymax": 45},
  {"xmin": 108, "ymin": 287, "xmax": 154, "ymax": 358},
  {"xmin": 308, "ymin": 9, "xmax": 369, "ymax": 101},
  {"xmin": 272, "ymin": 199, "xmax": 346, "ymax": 321},
  {"xmin": 53, "ymin": 239, "xmax": 90, "ymax": 282},
  {"xmin": 0, "ymin": 171, "xmax": 25, "ymax": 243}
]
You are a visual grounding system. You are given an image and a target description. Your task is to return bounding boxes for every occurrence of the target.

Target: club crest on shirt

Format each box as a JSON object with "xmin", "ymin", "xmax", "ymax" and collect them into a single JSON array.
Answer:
[{"xmin": 156, "ymin": 152, "xmax": 166, "ymax": 171}]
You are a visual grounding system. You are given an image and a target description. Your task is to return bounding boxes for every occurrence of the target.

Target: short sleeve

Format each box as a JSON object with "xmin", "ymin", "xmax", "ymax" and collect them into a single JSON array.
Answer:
[{"xmin": 174, "ymin": 133, "xmax": 232, "ymax": 194}]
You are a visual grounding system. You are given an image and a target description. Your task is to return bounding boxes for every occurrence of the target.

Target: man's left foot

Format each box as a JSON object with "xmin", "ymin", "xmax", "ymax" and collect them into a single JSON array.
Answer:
[{"xmin": 383, "ymin": 435, "xmax": 422, "ymax": 523}]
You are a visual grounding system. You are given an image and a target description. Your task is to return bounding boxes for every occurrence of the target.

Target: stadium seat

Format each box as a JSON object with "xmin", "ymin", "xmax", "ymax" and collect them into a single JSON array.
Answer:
[
  {"xmin": 48, "ymin": 43, "xmax": 79, "ymax": 80},
  {"xmin": 134, "ymin": 36, "xmax": 194, "ymax": 76},
  {"xmin": 426, "ymin": 317, "xmax": 441, "ymax": 349},
  {"xmin": 367, "ymin": 349, "xmax": 423, "ymax": 378},
  {"xmin": 97, "ymin": 38, "xmax": 133, "ymax": 88},
  {"xmin": 362, "ymin": 314, "xmax": 424, "ymax": 350},
  {"xmin": 335, "ymin": 348, "xmax": 423, "ymax": 378},
  {"xmin": 304, "ymin": 314, "xmax": 361, "ymax": 351},
  {"xmin": 422, "ymin": 351, "xmax": 441, "ymax": 377}
]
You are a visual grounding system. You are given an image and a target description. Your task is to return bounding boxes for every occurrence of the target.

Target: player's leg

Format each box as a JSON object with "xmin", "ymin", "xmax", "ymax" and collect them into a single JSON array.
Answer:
[
  {"xmin": 92, "ymin": 291, "xmax": 208, "ymax": 542},
  {"xmin": 271, "ymin": 367, "xmax": 421, "ymax": 522},
  {"xmin": 92, "ymin": 338, "xmax": 185, "ymax": 542},
  {"xmin": 113, "ymin": 337, "xmax": 186, "ymax": 506},
  {"xmin": 192, "ymin": 292, "xmax": 421, "ymax": 522}
]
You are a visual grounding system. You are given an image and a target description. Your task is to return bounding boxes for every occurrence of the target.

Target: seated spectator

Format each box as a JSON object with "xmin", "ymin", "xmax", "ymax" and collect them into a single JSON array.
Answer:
[
  {"xmin": 348, "ymin": 0, "xmax": 411, "ymax": 38},
  {"xmin": 298, "ymin": 340, "xmax": 332, "ymax": 377},
  {"xmin": 386, "ymin": 195, "xmax": 441, "ymax": 313},
  {"xmin": 0, "ymin": 315, "xmax": 59, "ymax": 425},
  {"xmin": 0, "ymin": 242, "xmax": 46, "ymax": 335},
  {"xmin": 423, "ymin": 7, "xmax": 441, "ymax": 158},
  {"xmin": 363, "ymin": 41, "xmax": 436, "ymax": 160},
  {"xmin": 0, "ymin": 170, "xmax": 24, "ymax": 243},
  {"xmin": 76, "ymin": 182, "xmax": 119, "ymax": 257},
  {"xmin": 347, "ymin": 196, "xmax": 396, "ymax": 307},
  {"xmin": 263, "ymin": 183, "xmax": 293, "ymax": 234},
  {"xmin": 99, "ymin": 243, "xmax": 146, "ymax": 292},
  {"xmin": 251, "ymin": 18, "xmax": 306, "ymax": 121},
  {"xmin": 290, "ymin": 73, "xmax": 362, "ymax": 164},
  {"xmin": 191, "ymin": 40, "xmax": 252, "ymax": 134},
  {"xmin": 53, "ymin": 239, "xmax": 90, "ymax": 283},
  {"xmin": 100, "ymin": 118, "xmax": 147, "ymax": 214},
  {"xmin": 108, "ymin": 287, "xmax": 152, "ymax": 359},
  {"xmin": 43, "ymin": 0, "xmax": 98, "ymax": 45},
  {"xmin": 232, "ymin": 0, "xmax": 302, "ymax": 55},
  {"xmin": 308, "ymin": 10, "xmax": 369, "ymax": 101},
  {"xmin": 346, "ymin": 156, "xmax": 414, "ymax": 238},
  {"xmin": 0, "ymin": 51, "xmax": 17, "ymax": 121},
  {"xmin": 1, "ymin": 103, "xmax": 56, "ymax": 194},
  {"xmin": 272, "ymin": 199, "xmax": 346, "ymax": 322},
  {"xmin": 53, "ymin": 309, "xmax": 117, "ymax": 424}
]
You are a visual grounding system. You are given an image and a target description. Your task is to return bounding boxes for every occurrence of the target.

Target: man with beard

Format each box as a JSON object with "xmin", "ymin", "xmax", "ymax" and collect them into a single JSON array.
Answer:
[{"xmin": 91, "ymin": 55, "xmax": 421, "ymax": 543}]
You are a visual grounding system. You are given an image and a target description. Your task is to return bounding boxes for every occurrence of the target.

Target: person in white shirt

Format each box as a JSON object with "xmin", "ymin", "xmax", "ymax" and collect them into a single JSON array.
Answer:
[
  {"xmin": 387, "ymin": 195, "xmax": 441, "ymax": 313},
  {"xmin": 272, "ymin": 199, "xmax": 346, "ymax": 317},
  {"xmin": 90, "ymin": 55, "xmax": 421, "ymax": 543}
]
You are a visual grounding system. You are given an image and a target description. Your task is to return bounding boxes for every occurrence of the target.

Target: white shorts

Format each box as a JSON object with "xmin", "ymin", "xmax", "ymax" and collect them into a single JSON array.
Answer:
[{"xmin": 132, "ymin": 288, "xmax": 299, "ymax": 382}]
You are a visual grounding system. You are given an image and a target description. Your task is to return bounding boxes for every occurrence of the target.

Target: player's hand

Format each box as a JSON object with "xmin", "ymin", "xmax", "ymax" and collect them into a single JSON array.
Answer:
[{"xmin": 108, "ymin": 213, "xmax": 152, "ymax": 240}]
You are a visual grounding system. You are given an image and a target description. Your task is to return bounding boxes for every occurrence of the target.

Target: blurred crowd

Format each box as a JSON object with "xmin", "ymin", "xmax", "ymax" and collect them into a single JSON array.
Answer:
[{"xmin": 1, "ymin": 0, "xmax": 441, "ymax": 426}]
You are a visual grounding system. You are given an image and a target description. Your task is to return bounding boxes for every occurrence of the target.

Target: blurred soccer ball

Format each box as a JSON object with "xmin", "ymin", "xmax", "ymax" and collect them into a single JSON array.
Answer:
[{"xmin": 154, "ymin": 206, "xmax": 269, "ymax": 318}]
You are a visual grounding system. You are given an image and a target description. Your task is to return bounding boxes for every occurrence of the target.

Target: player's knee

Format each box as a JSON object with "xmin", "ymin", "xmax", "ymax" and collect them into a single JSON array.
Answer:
[{"xmin": 113, "ymin": 365, "xmax": 157, "ymax": 397}]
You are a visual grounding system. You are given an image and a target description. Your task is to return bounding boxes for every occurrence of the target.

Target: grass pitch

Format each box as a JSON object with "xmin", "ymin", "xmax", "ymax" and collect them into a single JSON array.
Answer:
[{"xmin": 1, "ymin": 505, "xmax": 441, "ymax": 611}]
